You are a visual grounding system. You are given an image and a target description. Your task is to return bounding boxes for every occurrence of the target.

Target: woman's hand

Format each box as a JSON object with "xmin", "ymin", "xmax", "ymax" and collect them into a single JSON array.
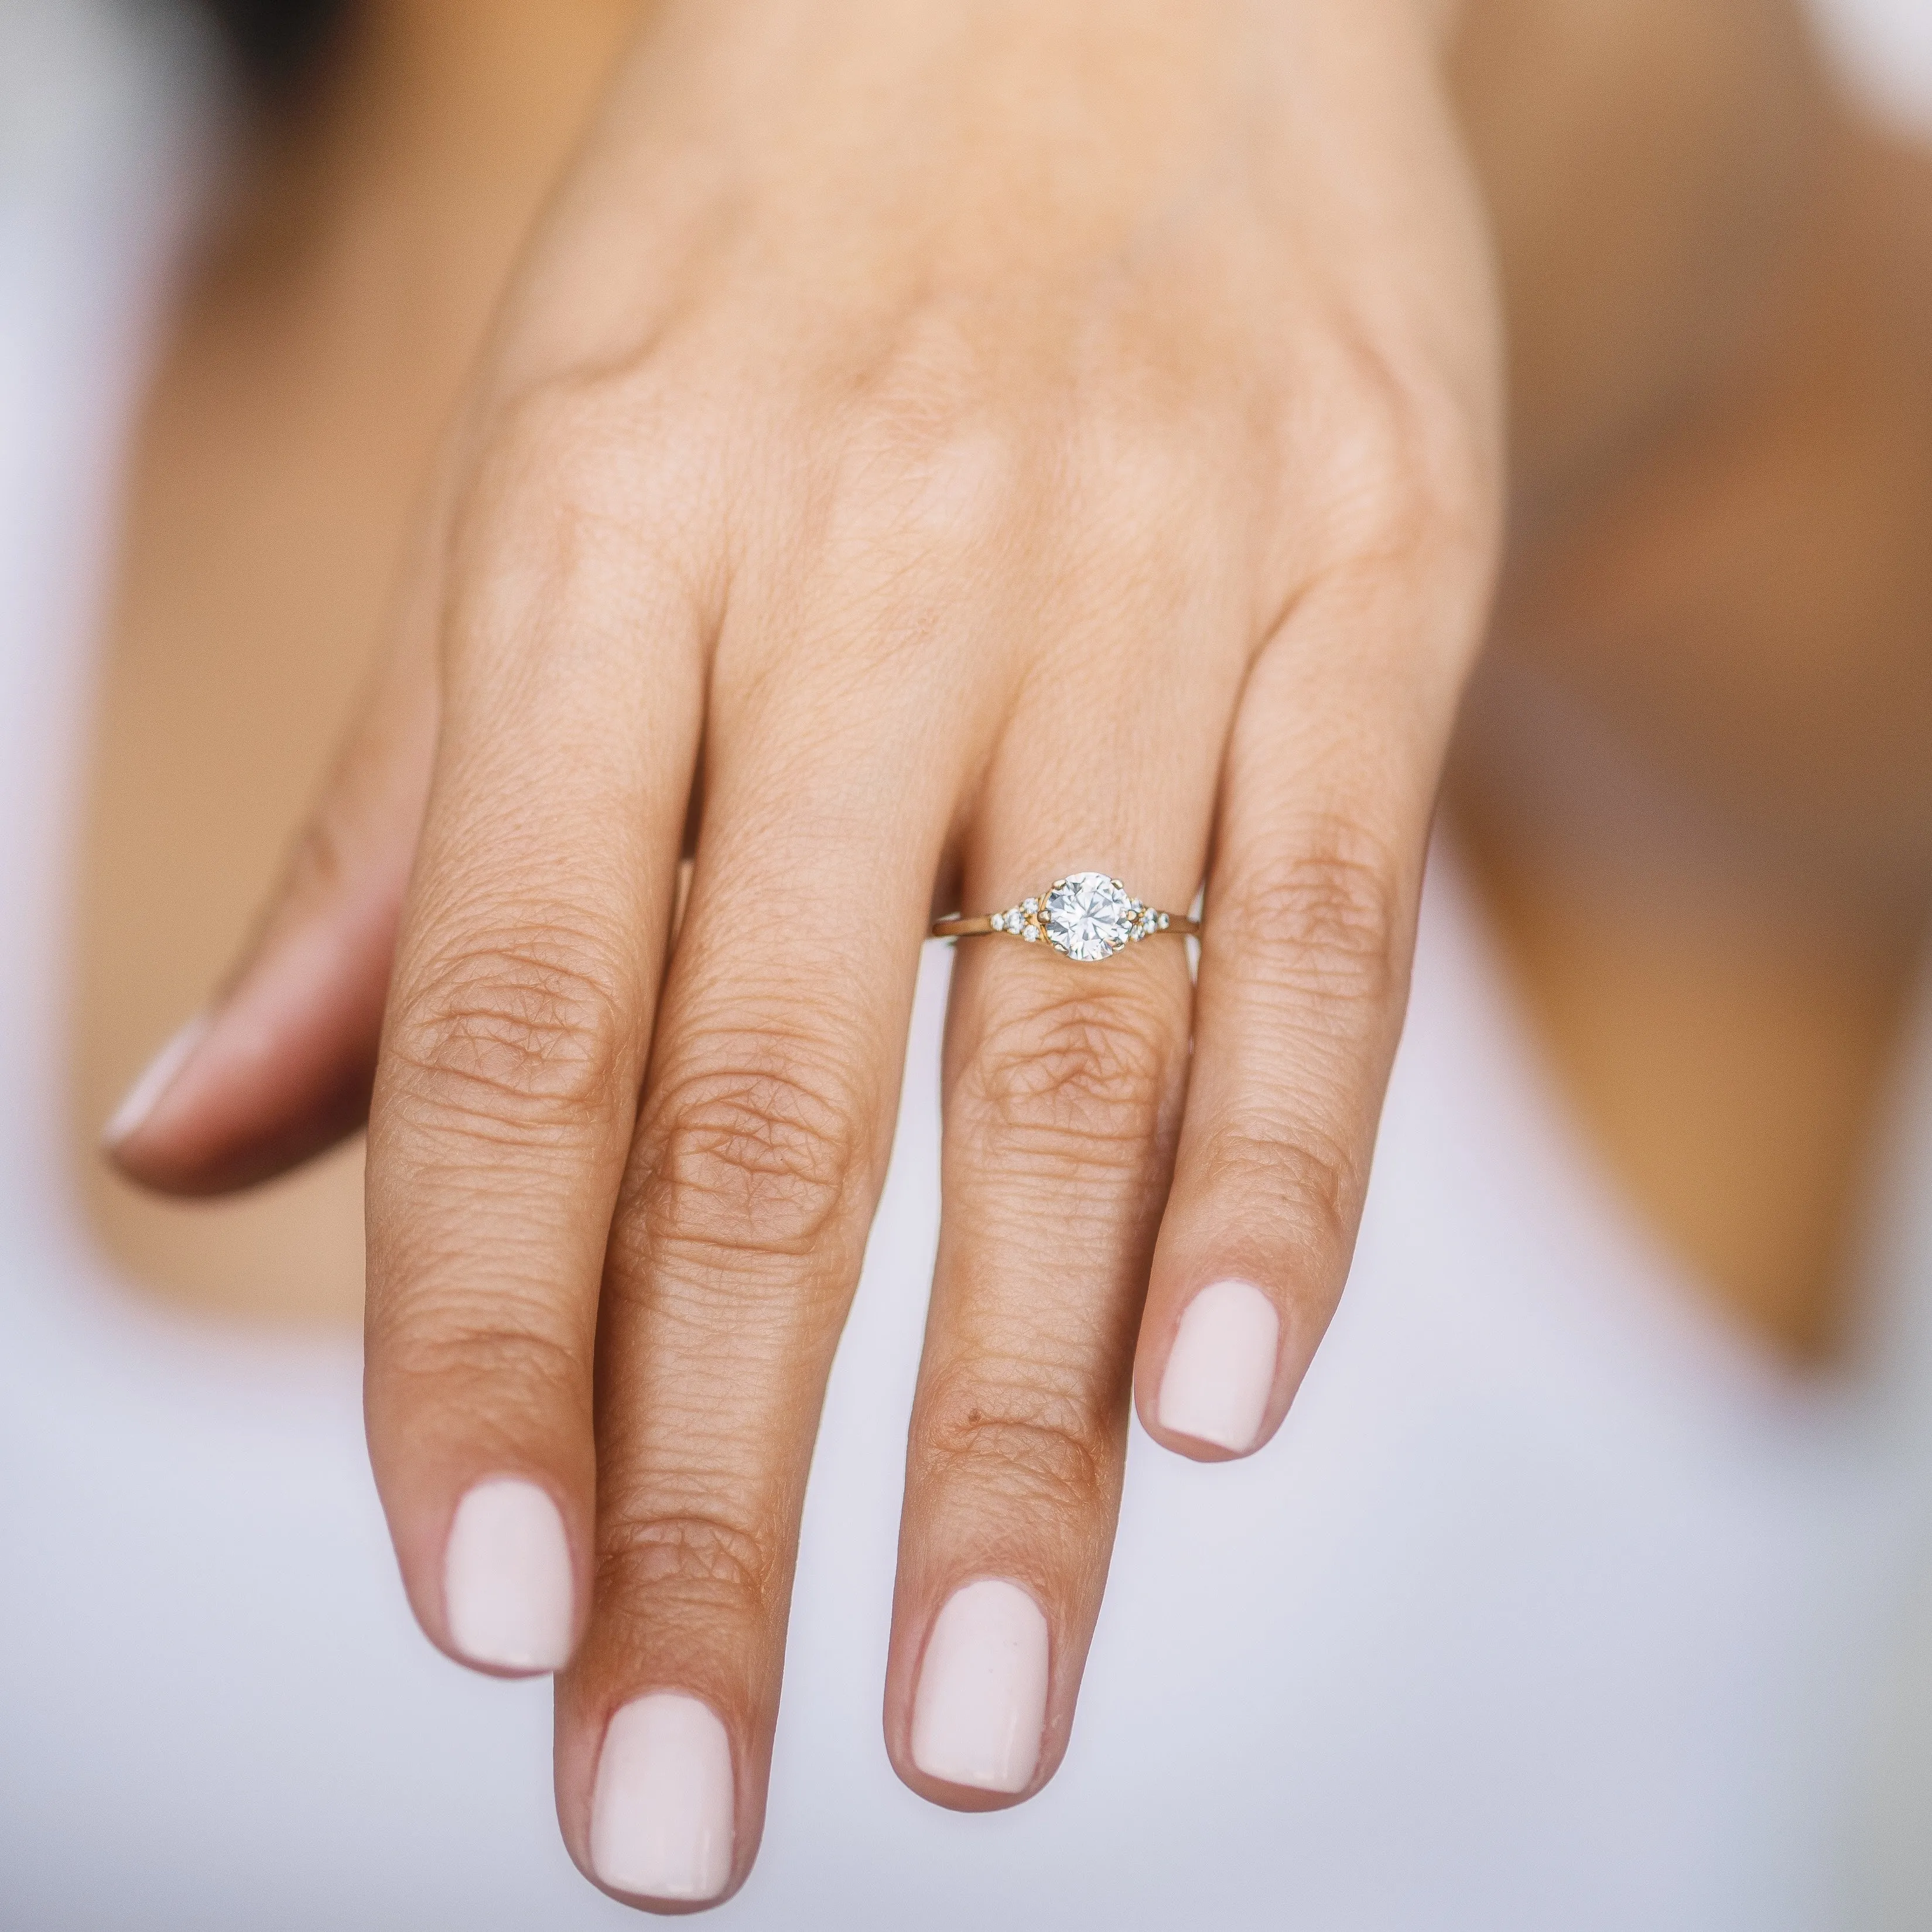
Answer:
[{"xmin": 110, "ymin": 0, "xmax": 1499, "ymax": 1908}]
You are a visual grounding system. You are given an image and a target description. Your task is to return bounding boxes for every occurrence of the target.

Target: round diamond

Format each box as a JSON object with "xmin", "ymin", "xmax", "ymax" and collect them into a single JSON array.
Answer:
[
  {"xmin": 1043, "ymin": 871, "xmax": 1135, "ymax": 961},
  {"xmin": 990, "ymin": 912, "xmax": 1006, "ymax": 931}
]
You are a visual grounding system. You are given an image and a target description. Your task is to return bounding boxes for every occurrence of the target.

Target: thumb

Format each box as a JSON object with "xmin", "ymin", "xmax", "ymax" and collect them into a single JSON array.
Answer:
[{"xmin": 103, "ymin": 618, "xmax": 437, "ymax": 1198}]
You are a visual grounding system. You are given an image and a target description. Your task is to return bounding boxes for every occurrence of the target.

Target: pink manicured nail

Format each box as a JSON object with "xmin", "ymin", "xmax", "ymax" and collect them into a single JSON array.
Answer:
[
  {"xmin": 590, "ymin": 1694, "xmax": 736, "ymax": 1902},
  {"xmin": 910, "ymin": 1579, "xmax": 1049, "ymax": 1794},
  {"xmin": 101, "ymin": 1013, "xmax": 211, "ymax": 1148},
  {"xmin": 443, "ymin": 1478, "xmax": 574, "ymax": 1673},
  {"xmin": 1157, "ymin": 1279, "xmax": 1281, "ymax": 1452}
]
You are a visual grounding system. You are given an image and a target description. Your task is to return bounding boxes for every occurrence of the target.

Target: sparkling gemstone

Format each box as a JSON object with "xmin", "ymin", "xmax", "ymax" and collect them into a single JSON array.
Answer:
[{"xmin": 1043, "ymin": 871, "xmax": 1135, "ymax": 961}]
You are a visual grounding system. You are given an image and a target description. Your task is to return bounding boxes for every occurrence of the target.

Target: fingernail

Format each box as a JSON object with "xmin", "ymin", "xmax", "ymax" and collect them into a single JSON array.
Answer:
[
  {"xmin": 910, "ymin": 1578, "xmax": 1049, "ymax": 1794},
  {"xmin": 443, "ymin": 1478, "xmax": 575, "ymax": 1673},
  {"xmin": 590, "ymin": 1693, "xmax": 736, "ymax": 1903},
  {"xmin": 1157, "ymin": 1279, "xmax": 1281, "ymax": 1452},
  {"xmin": 101, "ymin": 1013, "xmax": 212, "ymax": 1148}
]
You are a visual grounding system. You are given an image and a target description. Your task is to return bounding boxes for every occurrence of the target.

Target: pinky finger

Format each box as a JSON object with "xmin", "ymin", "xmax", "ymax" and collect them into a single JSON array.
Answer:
[{"xmin": 1134, "ymin": 566, "xmax": 1478, "ymax": 1460}]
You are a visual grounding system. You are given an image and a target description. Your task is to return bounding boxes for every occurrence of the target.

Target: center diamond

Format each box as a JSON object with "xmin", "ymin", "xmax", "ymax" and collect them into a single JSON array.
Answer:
[{"xmin": 1043, "ymin": 873, "xmax": 1134, "ymax": 960}]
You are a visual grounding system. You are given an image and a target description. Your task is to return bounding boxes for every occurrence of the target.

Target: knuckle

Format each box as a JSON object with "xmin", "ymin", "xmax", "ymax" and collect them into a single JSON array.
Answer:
[
  {"xmin": 467, "ymin": 379, "xmax": 642, "ymax": 536},
  {"xmin": 388, "ymin": 932, "xmax": 634, "ymax": 1133},
  {"xmin": 597, "ymin": 1508, "xmax": 775, "ymax": 1622},
  {"xmin": 1313, "ymin": 327, "xmax": 1494, "ymax": 567},
  {"xmin": 826, "ymin": 329, "xmax": 1018, "ymax": 557},
  {"xmin": 372, "ymin": 1295, "xmax": 583, "ymax": 1415},
  {"xmin": 456, "ymin": 375, "xmax": 713, "ymax": 611},
  {"xmin": 916, "ymin": 1373, "xmax": 1110, "ymax": 1514},
  {"xmin": 963, "ymin": 983, "xmax": 1182, "ymax": 1166},
  {"xmin": 1196, "ymin": 1117, "xmax": 1359, "ymax": 1264},
  {"xmin": 1216, "ymin": 827, "xmax": 1403, "ymax": 1013},
  {"xmin": 634, "ymin": 1046, "xmax": 868, "ymax": 1266}
]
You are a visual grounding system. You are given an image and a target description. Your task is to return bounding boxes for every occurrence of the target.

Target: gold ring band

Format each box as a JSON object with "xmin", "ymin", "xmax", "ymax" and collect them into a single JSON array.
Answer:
[{"xmin": 932, "ymin": 871, "xmax": 1199, "ymax": 962}]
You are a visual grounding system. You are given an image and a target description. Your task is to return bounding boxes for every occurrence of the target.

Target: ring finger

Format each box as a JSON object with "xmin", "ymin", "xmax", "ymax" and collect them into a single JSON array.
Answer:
[{"xmin": 885, "ymin": 623, "xmax": 1239, "ymax": 1806}]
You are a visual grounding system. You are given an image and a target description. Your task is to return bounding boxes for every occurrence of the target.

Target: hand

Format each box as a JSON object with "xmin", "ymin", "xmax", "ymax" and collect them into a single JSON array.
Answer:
[{"xmin": 111, "ymin": 0, "xmax": 1500, "ymax": 1908}]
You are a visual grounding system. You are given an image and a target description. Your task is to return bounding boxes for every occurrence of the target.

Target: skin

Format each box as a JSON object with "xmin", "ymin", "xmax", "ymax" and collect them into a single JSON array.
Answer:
[{"xmin": 79, "ymin": 0, "xmax": 1928, "ymax": 1909}]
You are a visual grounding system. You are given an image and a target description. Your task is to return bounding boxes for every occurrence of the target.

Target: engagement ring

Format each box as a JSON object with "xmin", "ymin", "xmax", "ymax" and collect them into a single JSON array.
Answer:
[{"xmin": 932, "ymin": 871, "xmax": 1201, "ymax": 962}]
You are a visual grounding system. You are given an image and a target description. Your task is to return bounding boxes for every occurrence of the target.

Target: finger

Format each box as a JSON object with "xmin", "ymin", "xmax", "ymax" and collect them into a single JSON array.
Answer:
[
  {"xmin": 1135, "ymin": 562, "xmax": 1479, "ymax": 1462},
  {"xmin": 557, "ymin": 659, "xmax": 968, "ymax": 1910},
  {"xmin": 363, "ymin": 407, "xmax": 707, "ymax": 1681},
  {"xmin": 101, "ymin": 565, "xmax": 439, "ymax": 1198},
  {"xmin": 885, "ymin": 635, "xmax": 1235, "ymax": 1810}
]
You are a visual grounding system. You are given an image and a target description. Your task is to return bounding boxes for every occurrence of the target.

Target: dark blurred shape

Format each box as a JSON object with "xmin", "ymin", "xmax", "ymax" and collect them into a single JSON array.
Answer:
[{"xmin": 193, "ymin": 0, "xmax": 352, "ymax": 95}]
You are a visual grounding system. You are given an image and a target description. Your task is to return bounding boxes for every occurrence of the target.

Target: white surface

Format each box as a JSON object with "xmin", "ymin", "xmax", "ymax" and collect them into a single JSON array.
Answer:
[
  {"xmin": 2, "ymin": 3, "xmax": 1932, "ymax": 1928},
  {"xmin": 1811, "ymin": 0, "xmax": 1932, "ymax": 135}
]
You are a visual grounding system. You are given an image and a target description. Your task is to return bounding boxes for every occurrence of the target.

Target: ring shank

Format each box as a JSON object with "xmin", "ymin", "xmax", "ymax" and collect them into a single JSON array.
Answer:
[{"xmin": 930, "ymin": 912, "xmax": 1201, "ymax": 939}]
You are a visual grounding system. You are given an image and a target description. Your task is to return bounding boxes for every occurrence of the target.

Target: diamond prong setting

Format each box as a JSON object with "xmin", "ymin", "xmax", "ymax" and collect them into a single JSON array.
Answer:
[
  {"xmin": 933, "ymin": 872, "xmax": 1191, "ymax": 956},
  {"xmin": 1023, "ymin": 871, "xmax": 1149, "ymax": 960}
]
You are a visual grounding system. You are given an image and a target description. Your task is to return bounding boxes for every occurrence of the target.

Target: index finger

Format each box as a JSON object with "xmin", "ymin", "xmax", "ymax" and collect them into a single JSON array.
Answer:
[{"xmin": 365, "ymin": 403, "xmax": 707, "ymax": 1675}]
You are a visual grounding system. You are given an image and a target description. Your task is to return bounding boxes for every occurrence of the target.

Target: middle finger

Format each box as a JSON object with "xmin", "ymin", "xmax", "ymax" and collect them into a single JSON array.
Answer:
[{"xmin": 558, "ymin": 644, "xmax": 974, "ymax": 1910}]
